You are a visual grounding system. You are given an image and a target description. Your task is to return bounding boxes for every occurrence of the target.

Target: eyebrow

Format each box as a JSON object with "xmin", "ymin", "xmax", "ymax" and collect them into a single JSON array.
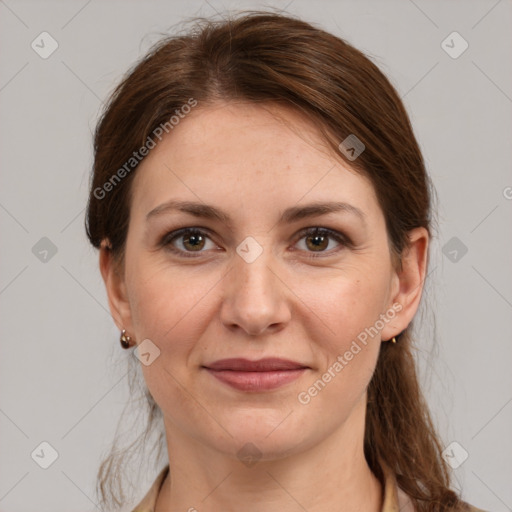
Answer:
[{"xmin": 146, "ymin": 200, "xmax": 366, "ymax": 226}]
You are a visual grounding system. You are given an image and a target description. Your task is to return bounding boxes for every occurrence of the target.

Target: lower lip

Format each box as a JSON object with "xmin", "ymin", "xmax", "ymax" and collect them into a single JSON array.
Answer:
[{"xmin": 205, "ymin": 368, "xmax": 307, "ymax": 391}]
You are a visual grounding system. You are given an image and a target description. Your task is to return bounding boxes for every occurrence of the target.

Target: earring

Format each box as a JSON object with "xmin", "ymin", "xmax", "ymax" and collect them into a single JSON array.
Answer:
[
  {"xmin": 388, "ymin": 331, "xmax": 403, "ymax": 343},
  {"xmin": 120, "ymin": 329, "xmax": 132, "ymax": 349}
]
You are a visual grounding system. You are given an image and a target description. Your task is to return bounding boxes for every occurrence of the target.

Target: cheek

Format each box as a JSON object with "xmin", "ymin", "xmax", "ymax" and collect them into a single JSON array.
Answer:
[
  {"xmin": 127, "ymin": 263, "xmax": 213, "ymax": 410},
  {"xmin": 297, "ymin": 269, "xmax": 390, "ymax": 352},
  {"xmin": 126, "ymin": 257, "xmax": 224, "ymax": 363},
  {"xmin": 295, "ymin": 276, "xmax": 385, "ymax": 412}
]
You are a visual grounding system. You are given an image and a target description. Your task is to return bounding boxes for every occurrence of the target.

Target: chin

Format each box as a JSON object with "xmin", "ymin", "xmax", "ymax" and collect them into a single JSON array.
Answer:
[{"xmin": 205, "ymin": 409, "xmax": 314, "ymax": 461}]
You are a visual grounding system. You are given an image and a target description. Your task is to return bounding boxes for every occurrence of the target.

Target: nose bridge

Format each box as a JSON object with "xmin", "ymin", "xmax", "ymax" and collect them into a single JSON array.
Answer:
[
  {"xmin": 232, "ymin": 239, "xmax": 277, "ymax": 304},
  {"xmin": 220, "ymin": 237, "xmax": 290, "ymax": 335},
  {"xmin": 236, "ymin": 244, "xmax": 273, "ymax": 291},
  {"xmin": 232, "ymin": 233, "xmax": 275, "ymax": 286}
]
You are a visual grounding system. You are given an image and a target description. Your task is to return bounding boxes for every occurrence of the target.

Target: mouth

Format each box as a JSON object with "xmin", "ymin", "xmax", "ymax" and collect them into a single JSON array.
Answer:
[{"xmin": 202, "ymin": 358, "xmax": 309, "ymax": 392}]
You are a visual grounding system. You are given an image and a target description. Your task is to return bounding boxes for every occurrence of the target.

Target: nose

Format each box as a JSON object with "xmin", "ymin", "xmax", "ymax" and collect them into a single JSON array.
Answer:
[{"xmin": 219, "ymin": 247, "xmax": 292, "ymax": 337}]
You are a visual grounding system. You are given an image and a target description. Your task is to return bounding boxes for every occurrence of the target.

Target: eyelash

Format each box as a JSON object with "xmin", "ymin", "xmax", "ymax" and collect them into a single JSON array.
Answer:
[{"xmin": 160, "ymin": 226, "xmax": 350, "ymax": 259}]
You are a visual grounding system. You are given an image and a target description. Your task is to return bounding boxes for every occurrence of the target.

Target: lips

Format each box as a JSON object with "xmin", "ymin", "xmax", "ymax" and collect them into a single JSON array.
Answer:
[
  {"xmin": 203, "ymin": 358, "xmax": 309, "ymax": 392},
  {"xmin": 204, "ymin": 358, "xmax": 308, "ymax": 372}
]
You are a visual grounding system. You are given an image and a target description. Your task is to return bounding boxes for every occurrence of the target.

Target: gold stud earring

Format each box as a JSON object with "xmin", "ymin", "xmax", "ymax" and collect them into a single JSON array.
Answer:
[{"xmin": 120, "ymin": 329, "xmax": 132, "ymax": 349}]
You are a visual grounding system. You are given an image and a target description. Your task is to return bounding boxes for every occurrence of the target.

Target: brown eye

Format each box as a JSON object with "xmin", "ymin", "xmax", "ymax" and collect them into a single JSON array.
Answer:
[
  {"xmin": 182, "ymin": 232, "xmax": 206, "ymax": 251},
  {"xmin": 295, "ymin": 227, "xmax": 347, "ymax": 257},
  {"xmin": 305, "ymin": 232, "xmax": 329, "ymax": 251},
  {"xmin": 162, "ymin": 228, "xmax": 217, "ymax": 257}
]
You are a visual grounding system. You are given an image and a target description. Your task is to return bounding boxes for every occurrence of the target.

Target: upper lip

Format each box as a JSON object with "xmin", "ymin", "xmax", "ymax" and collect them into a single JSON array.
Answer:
[{"xmin": 203, "ymin": 358, "xmax": 309, "ymax": 371}]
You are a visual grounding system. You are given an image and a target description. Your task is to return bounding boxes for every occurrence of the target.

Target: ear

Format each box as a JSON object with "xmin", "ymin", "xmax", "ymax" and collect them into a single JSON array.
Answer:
[
  {"xmin": 99, "ymin": 240, "xmax": 134, "ymax": 335},
  {"xmin": 381, "ymin": 227, "xmax": 429, "ymax": 341}
]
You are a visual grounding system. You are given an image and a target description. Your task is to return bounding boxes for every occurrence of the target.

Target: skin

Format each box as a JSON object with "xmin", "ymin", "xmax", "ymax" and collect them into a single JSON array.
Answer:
[{"xmin": 100, "ymin": 101, "xmax": 428, "ymax": 512}]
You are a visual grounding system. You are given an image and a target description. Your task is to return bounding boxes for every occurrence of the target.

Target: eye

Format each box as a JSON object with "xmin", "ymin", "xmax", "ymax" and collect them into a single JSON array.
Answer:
[
  {"xmin": 160, "ymin": 226, "xmax": 349, "ymax": 259},
  {"xmin": 161, "ymin": 227, "xmax": 218, "ymax": 258},
  {"xmin": 294, "ymin": 227, "xmax": 347, "ymax": 257}
]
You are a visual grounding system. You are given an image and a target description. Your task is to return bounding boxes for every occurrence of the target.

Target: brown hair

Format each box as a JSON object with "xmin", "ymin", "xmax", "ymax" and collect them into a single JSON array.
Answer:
[{"xmin": 86, "ymin": 10, "xmax": 468, "ymax": 512}]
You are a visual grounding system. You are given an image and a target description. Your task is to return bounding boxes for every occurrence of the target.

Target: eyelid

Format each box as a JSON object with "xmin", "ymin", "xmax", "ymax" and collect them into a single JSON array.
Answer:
[
  {"xmin": 291, "ymin": 226, "xmax": 351, "ymax": 256},
  {"xmin": 293, "ymin": 226, "xmax": 351, "ymax": 245},
  {"xmin": 159, "ymin": 227, "xmax": 219, "ymax": 256}
]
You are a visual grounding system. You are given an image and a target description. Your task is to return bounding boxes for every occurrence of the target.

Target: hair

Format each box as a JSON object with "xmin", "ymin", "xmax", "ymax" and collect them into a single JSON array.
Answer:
[{"xmin": 85, "ymin": 10, "xmax": 471, "ymax": 512}]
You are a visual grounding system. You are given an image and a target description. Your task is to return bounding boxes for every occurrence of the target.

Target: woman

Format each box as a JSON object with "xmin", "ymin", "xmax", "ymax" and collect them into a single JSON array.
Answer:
[{"xmin": 85, "ymin": 11, "xmax": 488, "ymax": 512}]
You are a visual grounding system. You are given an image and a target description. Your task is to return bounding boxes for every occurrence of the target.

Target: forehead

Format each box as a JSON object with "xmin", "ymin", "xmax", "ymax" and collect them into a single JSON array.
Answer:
[{"xmin": 131, "ymin": 101, "xmax": 381, "ymax": 223}]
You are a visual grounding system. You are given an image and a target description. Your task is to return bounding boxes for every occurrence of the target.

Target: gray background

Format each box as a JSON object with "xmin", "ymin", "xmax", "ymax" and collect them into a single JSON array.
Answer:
[{"xmin": 1, "ymin": 0, "xmax": 511, "ymax": 511}]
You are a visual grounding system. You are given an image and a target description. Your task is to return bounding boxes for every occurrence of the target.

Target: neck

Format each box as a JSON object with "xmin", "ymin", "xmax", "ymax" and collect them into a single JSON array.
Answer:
[{"xmin": 155, "ymin": 397, "xmax": 382, "ymax": 512}]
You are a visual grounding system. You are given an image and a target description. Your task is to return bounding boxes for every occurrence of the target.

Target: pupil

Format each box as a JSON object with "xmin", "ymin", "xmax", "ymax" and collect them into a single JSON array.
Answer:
[
  {"xmin": 185, "ymin": 234, "xmax": 203, "ymax": 250},
  {"xmin": 308, "ymin": 234, "xmax": 327, "ymax": 251}
]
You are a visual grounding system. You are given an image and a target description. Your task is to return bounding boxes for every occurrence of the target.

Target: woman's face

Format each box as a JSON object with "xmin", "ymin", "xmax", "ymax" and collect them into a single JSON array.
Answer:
[{"xmin": 103, "ymin": 101, "xmax": 425, "ymax": 461}]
